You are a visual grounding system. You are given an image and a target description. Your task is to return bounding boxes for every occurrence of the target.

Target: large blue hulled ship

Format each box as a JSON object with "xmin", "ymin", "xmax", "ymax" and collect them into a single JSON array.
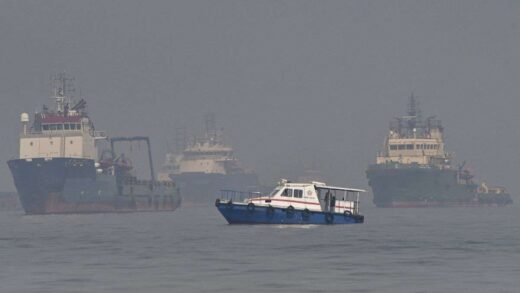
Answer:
[
  {"xmin": 7, "ymin": 73, "xmax": 181, "ymax": 214},
  {"xmin": 215, "ymin": 179, "xmax": 365, "ymax": 224},
  {"xmin": 366, "ymin": 95, "xmax": 512, "ymax": 207}
]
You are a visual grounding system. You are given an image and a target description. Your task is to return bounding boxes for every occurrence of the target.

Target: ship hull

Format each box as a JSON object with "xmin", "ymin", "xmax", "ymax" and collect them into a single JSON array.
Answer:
[
  {"xmin": 7, "ymin": 158, "xmax": 181, "ymax": 215},
  {"xmin": 366, "ymin": 164, "xmax": 513, "ymax": 208},
  {"xmin": 171, "ymin": 172, "xmax": 259, "ymax": 205},
  {"xmin": 215, "ymin": 201, "xmax": 364, "ymax": 224}
]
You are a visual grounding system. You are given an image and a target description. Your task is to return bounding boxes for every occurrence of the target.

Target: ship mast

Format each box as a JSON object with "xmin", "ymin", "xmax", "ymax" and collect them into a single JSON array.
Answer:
[
  {"xmin": 204, "ymin": 112, "xmax": 218, "ymax": 143},
  {"xmin": 174, "ymin": 126, "xmax": 187, "ymax": 152},
  {"xmin": 51, "ymin": 72, "xmax": 75, "ymax": 113},
  {"xmin": 406, "ymin": 93, "xmax": 422, "ymax": 132},
  {"xmin": 407, "ymin": 93, "xmax": 419, "ymax": 117}
]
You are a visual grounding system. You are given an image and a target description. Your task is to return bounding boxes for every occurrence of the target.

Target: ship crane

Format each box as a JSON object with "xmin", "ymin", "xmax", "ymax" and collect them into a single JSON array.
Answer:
[{"xmin": 110, "ymin": 136, "xmax": 156, "ymax": 190}]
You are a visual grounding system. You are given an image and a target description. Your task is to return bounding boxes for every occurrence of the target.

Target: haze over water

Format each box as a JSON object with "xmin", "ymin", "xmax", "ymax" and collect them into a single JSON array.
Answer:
[
  {"xmin": 1, "ymin": 205, "xmax": 519, "ymax": 292},
  {"xmin": 1, "ymin": 1, "xmax": 520, "ymax": 193},
  {"xmin": 1, "ymin": 1, "xmax": 520, "ymax": 292}
]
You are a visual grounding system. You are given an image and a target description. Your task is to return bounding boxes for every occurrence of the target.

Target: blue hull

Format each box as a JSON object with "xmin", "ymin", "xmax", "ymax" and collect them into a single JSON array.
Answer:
[
  {"xmin": 216, "ymin": 202, "xmax": 364, "ymax": 225},
  {"xmin": 7, "ymin": 158, "xmax": 181, "ymax": 215}
]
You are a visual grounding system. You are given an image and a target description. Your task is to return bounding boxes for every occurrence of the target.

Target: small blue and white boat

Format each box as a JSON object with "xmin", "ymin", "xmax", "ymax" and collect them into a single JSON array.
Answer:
[{"xmin": 215, "ymin": 179, "xmax": 365, "ymax": 224}]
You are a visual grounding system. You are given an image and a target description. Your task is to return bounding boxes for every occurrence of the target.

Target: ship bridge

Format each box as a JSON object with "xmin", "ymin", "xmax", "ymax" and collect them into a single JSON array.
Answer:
[
  {"xmin": 18, "ymin": 74, "xmax": 106, "ymax": 160},
  {"xmin": 376, "ymin": 95, "xmax": 450, "ymax": 167}
]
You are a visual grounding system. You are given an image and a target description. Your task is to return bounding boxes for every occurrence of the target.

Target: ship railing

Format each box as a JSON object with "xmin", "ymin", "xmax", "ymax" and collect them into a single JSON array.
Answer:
[
  {"xmin": 218, "ymin": 189, "xmax": 264, "ymax": 203},
  {"xmin": 22, "ymin": 129, "xmax": 108, "ymax": 138},
  {"xmin": 123, "ymin": 177, "xmax": 175, "ymax": 187},
  {"xmin": 23, "ymin": 129, "xmax": 81, "ymax": 136},
  {"xmin": 94, "ymin": 130, "xmax": 107, "ymax": 139}
]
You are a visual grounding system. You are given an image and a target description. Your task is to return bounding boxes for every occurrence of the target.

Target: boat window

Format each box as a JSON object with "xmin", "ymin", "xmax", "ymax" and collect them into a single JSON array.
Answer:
[
  {"xmin": 42, "ymin": 125, "xmax": 49, "ymax": 131},
  {"xmin": 76, "ymin": 124, "xmax": 81, "ymax": 130},
  {"xmin": 293, "ymin": 189, "xmax": 303, "ymax": 198},
  {"xmin": 281, "ymin": 189, "xmax": 293, "ymax": 197},
  {"xmin": 64, "ymin": 124, "xmax": 70, "ymax": 130},
  {"xmin": 57, "ymin": 124, "xmax": 63, "ymax": 130},
  {"xmin": 389, "ymin": 145, "xmax": 397, "ymax": 150},
  {"xmin": 406, "ymin": 144, "xmax": 413, "ymax": 150},
  {"xmin": 50, "ymin": 124, "xmax": 57, "ymax": 131},
  {"xmin": 398, "ymin": 145, "xmax": 405, "ymax": 150},
  {"xmin": 269, "ymin": 189, "xmax": 280, "ymax": 196}
]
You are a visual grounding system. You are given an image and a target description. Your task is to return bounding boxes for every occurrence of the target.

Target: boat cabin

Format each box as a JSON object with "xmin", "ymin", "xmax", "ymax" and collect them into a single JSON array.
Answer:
[{"xmin": 246, "ymin": 180, "xmax": 364, "ymax": 214}]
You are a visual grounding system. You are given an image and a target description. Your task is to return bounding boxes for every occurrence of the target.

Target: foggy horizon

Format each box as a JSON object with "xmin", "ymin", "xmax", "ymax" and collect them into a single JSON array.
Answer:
[
  {"xmin": 2, "ymin": 2, "xmax": 520, "ymax": 292},
  {"xmin": 1, "ymin": 1, "xmax": 519, "ymax": 197}
]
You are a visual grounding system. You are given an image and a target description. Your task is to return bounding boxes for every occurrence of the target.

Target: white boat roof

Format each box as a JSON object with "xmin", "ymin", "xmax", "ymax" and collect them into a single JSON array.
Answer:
[
  {"xmin": 316, "ymin": 185, "xmax": 366, "ymax": 193},
  {"xmin": 282, "ymin": 180, "xmax": 365, "ymax": 193}
]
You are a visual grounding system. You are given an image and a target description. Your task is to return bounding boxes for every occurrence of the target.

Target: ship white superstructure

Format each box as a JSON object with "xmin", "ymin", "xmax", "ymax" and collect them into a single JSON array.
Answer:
[
  {"xmin": 376, "ymin": 95, "xmax": 450, "ymax": 167},
  {"xmin": 18, "ymin": 73, "xmax": 106, "ymax": 160},
  {"xmin": 160, "ymin": 113, "xmax": 250, "ymax": 178}
]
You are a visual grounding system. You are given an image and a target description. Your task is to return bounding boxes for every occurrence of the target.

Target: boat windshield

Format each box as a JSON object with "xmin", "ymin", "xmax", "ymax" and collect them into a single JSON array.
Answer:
[{"xmin": 269, "ymin": 189, "xmax": 280, "ymax": 196}]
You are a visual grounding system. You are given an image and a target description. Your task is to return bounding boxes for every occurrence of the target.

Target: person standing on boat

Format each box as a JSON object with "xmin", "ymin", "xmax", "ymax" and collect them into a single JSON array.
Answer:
[{"xmin": 324, "ymin": 190, "xmax": 336, "ymax": 212}]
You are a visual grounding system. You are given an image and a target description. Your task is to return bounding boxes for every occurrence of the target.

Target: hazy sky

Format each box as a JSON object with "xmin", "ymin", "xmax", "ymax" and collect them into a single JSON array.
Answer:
[{"xmin": 0, "ymin": 1, "xmax": 519, "ymax": 197}]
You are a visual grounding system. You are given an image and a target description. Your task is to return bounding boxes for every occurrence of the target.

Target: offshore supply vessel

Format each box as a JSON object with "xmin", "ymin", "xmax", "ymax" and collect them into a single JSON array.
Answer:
[
  {"xmin": 159, "ymin": 113, "xmax": 259, "ymax": 205},
  {"xmin": 7, "ymin": 74, "xmax": 181, "ymax": 214},
  {"xmin": 366, "ymin": 96, "xmax": 512, "ymax": 207}
]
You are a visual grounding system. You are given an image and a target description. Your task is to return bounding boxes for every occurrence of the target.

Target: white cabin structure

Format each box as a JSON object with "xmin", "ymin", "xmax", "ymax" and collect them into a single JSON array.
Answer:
[
  {"xmin": 243, "ymin": 180, "xmax": 364, "ymax": 215},
  {"xmin": 18, "ymin": 74, "xmax": 106, "ymax": 160},
  {"xmin": 375, "ymin": 95, "xmax": 451, "ymax": 168}
]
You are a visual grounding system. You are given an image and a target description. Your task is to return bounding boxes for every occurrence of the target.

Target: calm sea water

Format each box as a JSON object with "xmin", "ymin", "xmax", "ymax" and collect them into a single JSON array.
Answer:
[{"xmin": 0, "ymin": 203, "xmax": 519, "ymax": 293}]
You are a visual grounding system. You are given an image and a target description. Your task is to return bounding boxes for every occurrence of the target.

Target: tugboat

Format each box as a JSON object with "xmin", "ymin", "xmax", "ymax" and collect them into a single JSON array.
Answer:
[
  {"xmin": 366, "ymin": 95, "xmax": 513, "ymax": 207},
  {"xmin": 215, "ymin": 179, "xmax": 365, "ymax": 224},
  {"xmin": 7, "ymin": 73, "xmax": 181, "ymax": 214},
  {"xmin": 159, "ymin": 113, "xmax": 259, "ymax": 205}
]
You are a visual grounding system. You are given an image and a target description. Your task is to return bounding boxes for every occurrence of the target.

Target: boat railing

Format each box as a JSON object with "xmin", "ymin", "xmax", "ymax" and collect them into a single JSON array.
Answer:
[
  {"xmin": 219, "ymin": 189, "xmax": 264, "ymax": 203},
  {"xmin": 354, "ymin": 191, "xmax": 360, "ymax": 214}
]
